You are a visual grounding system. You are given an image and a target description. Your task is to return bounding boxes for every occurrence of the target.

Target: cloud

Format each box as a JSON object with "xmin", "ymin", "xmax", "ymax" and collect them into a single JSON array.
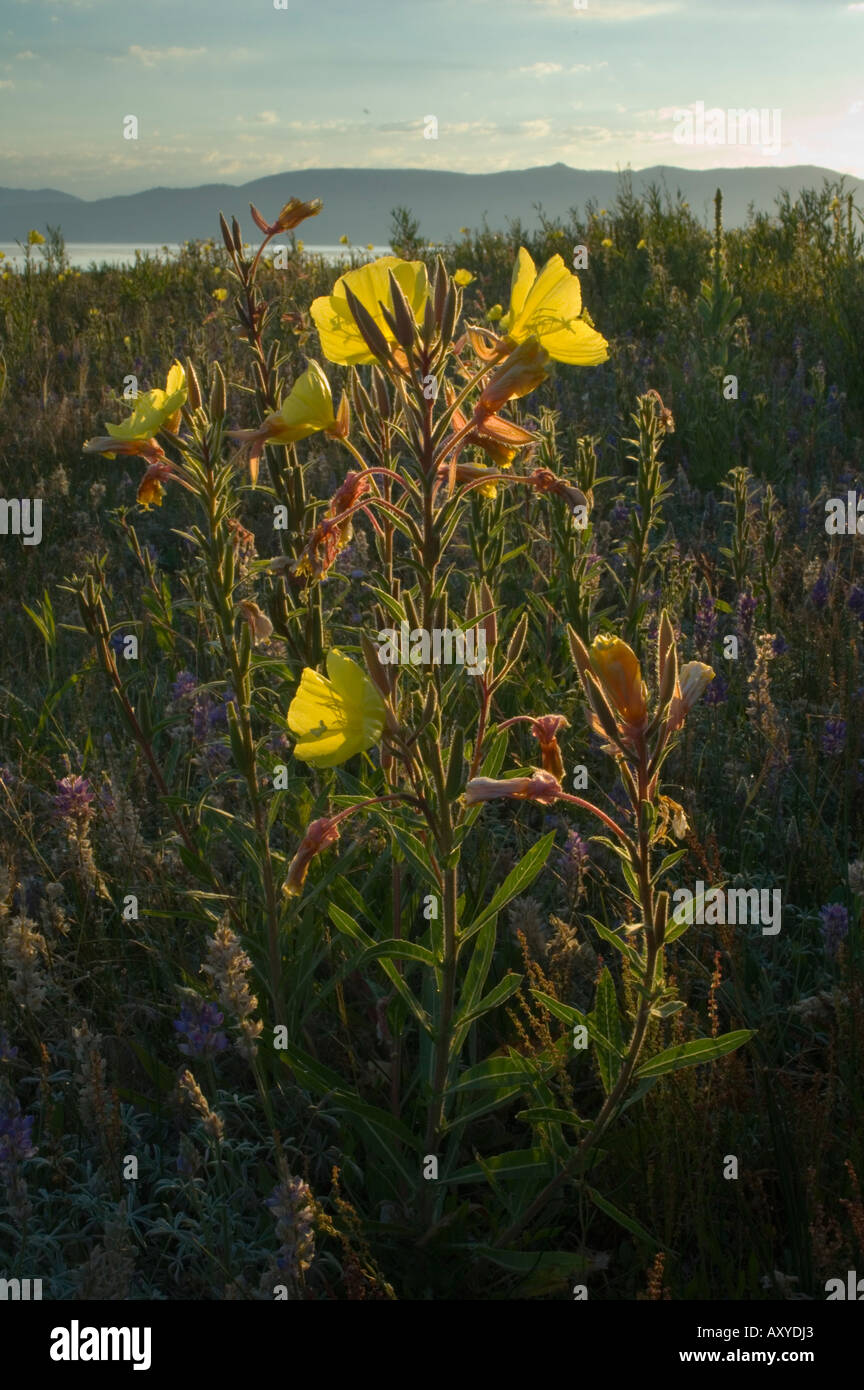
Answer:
[
  {"xmin": 518, "ymin": 61, "xmax": 564, "ymax": 76},
  {"xmin": 516, "ymin": 0, "xmax": 681, "ymax": 17},
  {"xmin": 126, "ymin": 45, "xmax": 207, "ymax": 67},
  {"xmin": 236, "ymin": 111, "xmax": 279, "ymax": 126},
  {"xmin": 571, "ymin": 61, "xmax": 609, "ymax": 72},
  {"xmin": 15, "ymin": 51, "xmax": 37, "ymax": 61}
]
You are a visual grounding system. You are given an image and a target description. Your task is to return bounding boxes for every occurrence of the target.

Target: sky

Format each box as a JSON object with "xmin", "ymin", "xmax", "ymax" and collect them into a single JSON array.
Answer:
[{"xmin": 1, "ymin": 0, "xmax": 863, "ymax": 199}]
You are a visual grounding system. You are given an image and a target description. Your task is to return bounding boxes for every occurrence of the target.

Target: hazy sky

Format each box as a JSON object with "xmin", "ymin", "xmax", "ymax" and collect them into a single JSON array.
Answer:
[{"xmin": 2, "ymin": 0, "xmax": 863, "ymax": 198}]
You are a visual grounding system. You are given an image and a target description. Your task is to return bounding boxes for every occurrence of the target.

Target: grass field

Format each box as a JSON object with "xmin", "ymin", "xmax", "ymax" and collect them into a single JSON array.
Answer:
[{"xmin": 0, "ymin": 176, "xmax": 862, "ymax": 1301}]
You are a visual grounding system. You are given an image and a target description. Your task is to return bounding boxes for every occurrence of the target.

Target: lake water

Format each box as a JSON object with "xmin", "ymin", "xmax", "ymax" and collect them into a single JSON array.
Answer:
[{"xmin": 0, "ymin": 242, "xmax": 391, "ymax": 269}]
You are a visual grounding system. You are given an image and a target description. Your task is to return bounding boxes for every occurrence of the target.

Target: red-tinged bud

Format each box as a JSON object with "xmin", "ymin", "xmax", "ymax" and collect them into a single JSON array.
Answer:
[{"xmin": 283, "ymin": 816, "xmax": 341, "ymax": 898}]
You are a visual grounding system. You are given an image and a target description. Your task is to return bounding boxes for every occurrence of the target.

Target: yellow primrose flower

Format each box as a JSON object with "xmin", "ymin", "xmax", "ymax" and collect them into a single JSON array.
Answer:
[
  {"xmin": 637, "ymin": 238, "xmax": 647, "ymax": 250},
  {"xmin": 339, "ymin": 234, "xmax": 350, "ymax": 245},
  {"xmin": 310, "ymin": 255, "xmax": 429, "ymax": 366},
  {"xmin": 84, "ymin": 362, "xmax": 187, "ymax": 458},
  {"xmin": 213, "ymin": 287, "xmax": 228, "ymax": 302},
  {"xmin": 500, "ymin": 247, "xmax": 608, "ymax": 365},
  {"xmin": 287, "ymin": 649, "xmax": 386, "ymax": 767},
  {"xmin": 487, "ymin": 303, "xmax": 503, "ymax": 322},
  {"xmin": 454, "ymin": 268, "xmax": 474, "ymax": 287},
  {"xmin": 589, "ymin": 633, "xmax": 648, "ymax": 728},
  {"xmin": 228, "ymin": 361, "xmax": 340, "ymax": 484},
  {"xmin": 104, "ymin": 360, "xmax": 187, "ymax": 447},
  {"xmin": 601, "ymin": 238, "xmax": 613, "ymax": 248},
  {"xmin": 27, "ymin": 229, "xmax": 45, "ymax": 246},
  {"xmin": 667, "ymin": 661, "xmax": 714, "ymax": 731}
]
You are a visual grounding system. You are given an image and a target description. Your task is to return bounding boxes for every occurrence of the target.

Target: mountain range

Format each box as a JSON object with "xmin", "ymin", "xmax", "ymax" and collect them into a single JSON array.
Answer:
[{"xmin": 1, "ymin": 164, "xmax": 858, "ymax": 244}]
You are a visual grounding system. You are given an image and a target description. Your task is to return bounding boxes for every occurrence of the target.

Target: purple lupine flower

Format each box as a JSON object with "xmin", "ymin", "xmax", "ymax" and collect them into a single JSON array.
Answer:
[
  {"xmin": 53, "ymin": 775, "xmax": 95, "ymax": 823},
  {"xmin": 173, "ymin": 1001, "xmax": 228, "ymax": 1060},
  {"xmin": 694, "ymin": 592, "xmax": 717, "ymax": 653},
  {"xmin": 610, "ymin": 499, "xmax": 629, "ymax": 527},
  {"xmin": 809, "ymin": 570, "xmax": 830, "ymax": 609},
  {"xmin": 266, "ymin": 1176, "xmax": 316, "ymax": 1280},
  {"xmin": 560, "ymin": 829, "xmax": 591, "ymax": 889},
  {"xmin": 821, "ymin": 719, "xmax": 847, "ymax": 756},
  {"xmin": 819, "ymin": 903, "xmax": 849, "ymax": 957},
  {"xmin": 109, "ymin": 631, "xmax": 131, "ymax": 656},
  {"xmin": 772, "ymin": 632, "xmax": 788, "ymax": 656},
  {"xmin": 171, "ymin": 670, "xmax": 198, "ymax": 703},
  {"xmin": 703, "ymin": 675, "xmax": 729, "ymax": 707},
  {"xmin": 736, "ymin": 591, "xmax": 757, "ymax": 643},
  {"xmin": 0, "ymin": 1100, "xmax": 36, "ymax": 1170},
  {"xmin": 847, "ymin": 586, "xmax": 864, "ymax": 622}
]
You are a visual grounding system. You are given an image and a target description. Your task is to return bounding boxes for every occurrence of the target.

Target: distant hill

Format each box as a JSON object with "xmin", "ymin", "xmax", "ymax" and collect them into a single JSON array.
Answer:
[{"xmin": 1, "ymin": 165, "xmax": 858, "ymax": 243}]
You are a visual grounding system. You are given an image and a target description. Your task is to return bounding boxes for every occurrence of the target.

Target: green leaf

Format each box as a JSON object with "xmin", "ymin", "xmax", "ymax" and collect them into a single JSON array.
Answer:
[
  {"xmin": 459, "ymin": 972, "xmax": 523, "ymax": 1027},
  {"xmin": 592, "ymin": 967, "xmax": 624, "ymax": 1094},
  {"xmin": 448, "ymin": 1052, "xmax": 535, "ymax": 1094},
  {"xmin": 585, "ymin": 1186, "xmax": 658, "ymax": 1247},
  {"xmin": 462, "ymin": 831, "xmax": 555, "ymax": 943},
  {"xmin": 448, "ymin": 1147, "xmax": 554, "ymax": 1185},
  {"xmin": 636, "ymin": 1029, "xmax": 754, "ymax": 1078},
  {"xmin": 328, "ymin": 903, "xmax": 432, "ymax": 1032},
  {"xmin": 530, "ymin": 988, "xmax": 626, "ymax": 1058},
  {"xmin": 354, "ymin": 939, "xmax": 435, "ymax": 969},
  {"xmin": 517, "ymin": 1106, "xmax": 589, "ymax": 1131}
]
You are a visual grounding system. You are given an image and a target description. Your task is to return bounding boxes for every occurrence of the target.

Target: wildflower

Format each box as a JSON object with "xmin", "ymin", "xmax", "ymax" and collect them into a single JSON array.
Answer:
[
  {"xmin": 437, "ymin": 460, "xmax": 500, "ymax": 498},
  {"xmin": 229, "ymin": 361, "xmax": 341, "ymax": 484},
  {"xmin": 239, "ymin": 599, "xmax": 274, "ymax": 645},
  {"xmin": 310, "ymin": 255, "xmax": 429, "ymax": 366},
  {"xmin": 454, "ymin": 268, "xmax": 474, "ymax": 287},
  {"xmin": 667, "ymin": 661, "xmax": 715, "ymax": 731},
  {"xmin": 821, "ymin": 719, "xmax": 847, "ymax": 756},
  {"xmin": 0, "ymin": 1099, "xmax": 36, "ymax": 1168},
  {"xmin": 703, "ymin": 674, "xmax": 729, "ymax": 707},
  {"xmin": 178, "ymin": 1069, "xmax": 224, "ymax": 1143},
  {"xmin": 265, "ymin": 1175, "xmax": 316, "ymax": 1281},
  {"xmin": 212, "ymin": 287, "xmax": 228, "ymax": 302},
  {"xmin": 291, "ymin": 518, "xmax": 347, "ymax": 582},
  {"xmin": 487, "ymin": 303, "xmax": 503, "ymax": 322},
  {"xmin": 170, "ymin": 670, "xmax": 199, "ymax": 702},
  {"xmin": 848, "ymin": 585, "xmax": 864, "ymax": 621},
  {"xmin": 287, "ymin": 649, "xmax": 386, "ymax": 767},
  {"xmin": 530, "ymin": 714, "xmax": 569, "ymax": 780},
  {"xmin": 137, "ymin": 460, "xmax": 176, "ymax": 508},
  {"xmin": 464, "ymin": 769, "xmax": 563, "ymax": 806},
  {"xmin": 589, "ymin": 633, "xmax": 648, "ymax": 729},
  {"xmin": 637, "ymin": 238, "xmax": 647, "ymax": 250},
  {"xmin": 447, "ymin": 393, "xmax": 534, "ymax": 469},
  {"xmin": 283, "ymin": 816, "xmax": 341, "ymax": 897},
  {"xmin": 251, "ymin": 196, "xmax": 323, "ymax": 236},
  {"xmin": 819, "ymin": 903, "xmax": 849, "ymax": 957},
  {"xmin": 53, "ymin": 774, "xmax": 95, "ymax": 824},
  {"xmin": 339, "ymin": 234, "xmax": 349, "ymax": 245},
  {"xmin": 83, "ymin": 360, "xmax": 186, "ymax": 458},
  {"xmin": 528, "ymin": 467, "xmax": 590, "ymax": 514},
  {"xmin": 499, "ymin": 247, "xmax": 608, "ymax": 365},
  {"xmin": 808, "ymin": 569, "xmax": 830, "ymax": 610},
  {"xmin": 173, "ymin": 1000, "xmax": 228, "ymax": 1060},
  {"xmin": 27, "ymin": 229, "xmax": 45, "ymax": 246},
  {"xmin": 202, "ymin": 918, "xmax": 263, "ymax": 1062},
  {"xmin": 601, "ymin": 237, "xmax": 613, "ymax": 248},
  {"xmin": 476, "ymin": 337, "xmax": 550, "ymax": 418}
]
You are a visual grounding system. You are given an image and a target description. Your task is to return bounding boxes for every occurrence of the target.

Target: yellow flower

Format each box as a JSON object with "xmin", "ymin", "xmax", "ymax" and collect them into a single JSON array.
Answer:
[
  {"xmin": 27, "ymin": 229, "xmax": 45, "ymax": 246},
  {"xmin": 637, "ymin": 238, "xmax": 647, "ymax": 250},
  {"xmin": 589, "ymin": 633, "xmax": 648, "ymax": 728},
  {"xmin": 104, "ymin": 360, "xmax": 186, "ymax": 447},
  {"xmin": 667, "ymin": 661, "xmax": 714, "ymax": 730},
  {"xmin": 228, "ymin": 362, "xmax": 338, "ymax": 484},
  {"xmin": 476, "ymin": 337, "xmax": 549, "ymax": 417},
  {"xmin": 339, "ymin": 234, "xmax": 350, "ymax": 245},
  {"xmin": 213, "ymin": 287, "xmax": 228, "ymax": 302},
  {"xmin": 601, "ymin": 238, "xmax": 613, "ymax": 248},
  {"xmin": 487, "ymin": 303, "xmax": 503, "ymax": 322},
  {"xmin": 84, "ymin": 362, "xmax": 187, "ymax": 458},
  {"xmin": 310, "ymin": 255, "xmax": 429, "ymax": 366},
  {"xmin": 287, "ymin": 650, "xmax": 386, "ymax": 767},
  {"xmin": 453, "ymin": 268, "xmax": 474, "ymax": 287},
  {"xmin": 500, "ymin": 247, "xmax": 608, "ymax": 365}
]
